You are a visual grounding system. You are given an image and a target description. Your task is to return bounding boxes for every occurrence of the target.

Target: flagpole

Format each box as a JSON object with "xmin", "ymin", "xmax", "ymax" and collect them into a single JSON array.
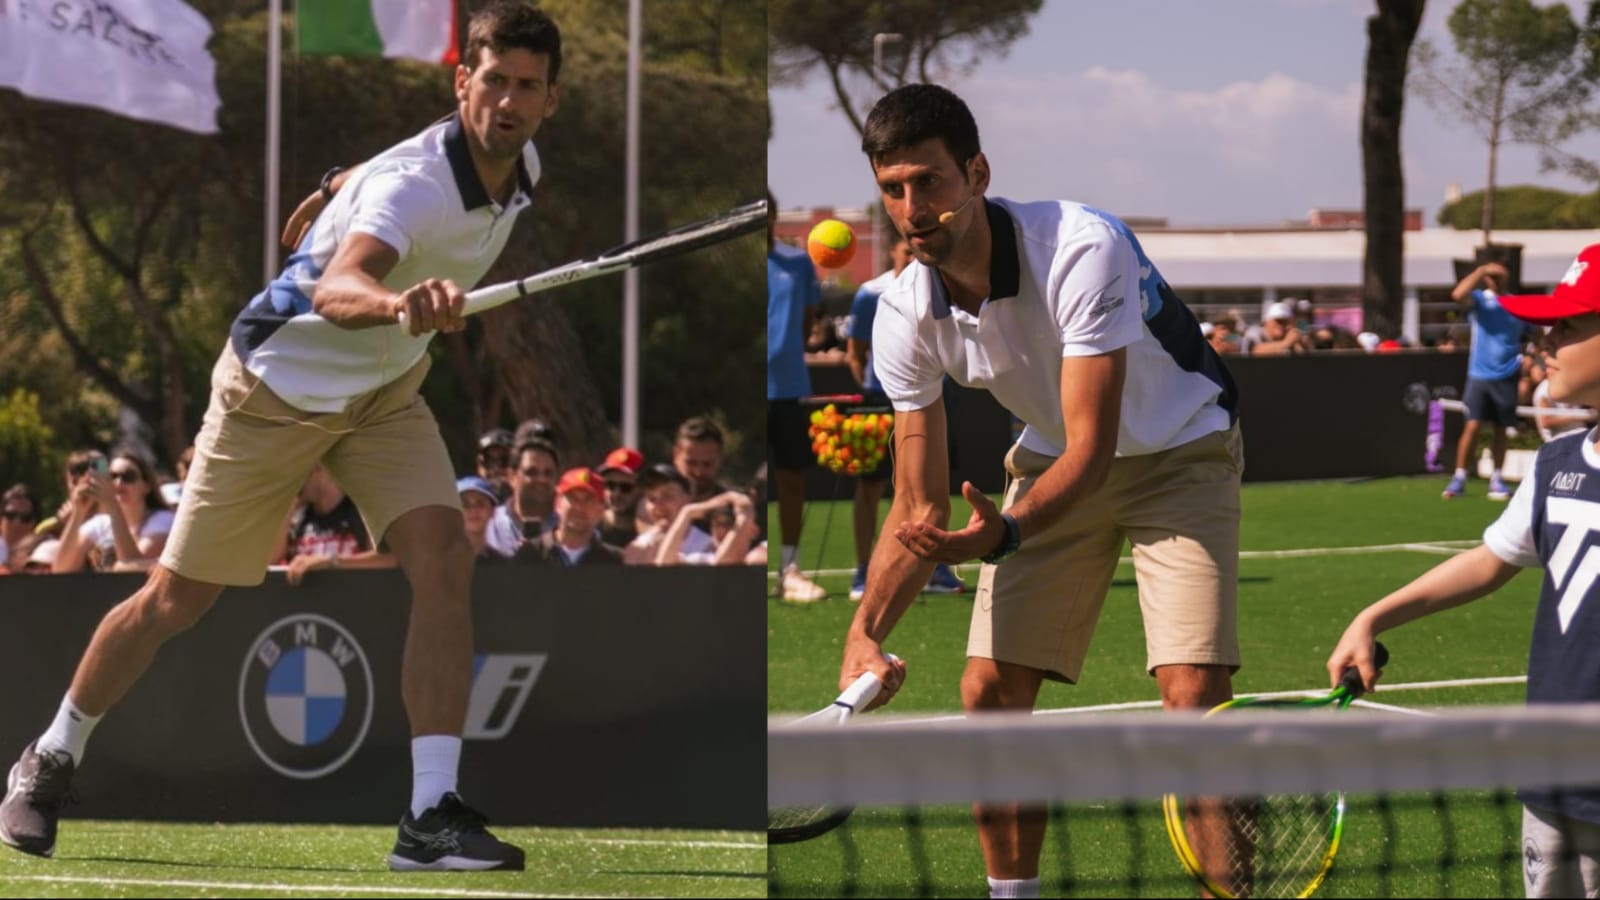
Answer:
[
  {"xmin": 622, "ymin": 0, "xmax": 641, "ymax": 449},
  {"xmin": 263, "ymin": 0, "xmax": 282, "ymax": 285}
]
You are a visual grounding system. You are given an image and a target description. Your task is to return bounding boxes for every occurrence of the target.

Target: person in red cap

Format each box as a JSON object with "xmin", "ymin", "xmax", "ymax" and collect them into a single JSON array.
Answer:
[
  {"xmin": 1330, "ymin": 243, "xmax": 1600, "ymax": 898},
  {"xmin": 596, "ymin": 447, "xmax": 644, "ymax": 547},
  {"xmin": 514, "ymin": 467, "xmax": 623, "ymax": 567}
]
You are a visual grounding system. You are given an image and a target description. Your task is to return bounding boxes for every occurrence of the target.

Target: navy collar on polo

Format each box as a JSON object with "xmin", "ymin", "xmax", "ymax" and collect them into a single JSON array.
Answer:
[
  {"xmin": 929, "ymin": 199, "xmax": 1021, "ymax": 320},
  {"xmin": 443, "ymin": 113, "xmax": 536, "ymax": 211}
]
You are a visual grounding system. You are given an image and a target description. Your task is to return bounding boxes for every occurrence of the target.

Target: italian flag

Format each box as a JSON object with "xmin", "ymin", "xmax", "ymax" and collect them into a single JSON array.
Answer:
[{"xmin": 298, "ymin": 0, "xmax": 460, "ymax": 65}]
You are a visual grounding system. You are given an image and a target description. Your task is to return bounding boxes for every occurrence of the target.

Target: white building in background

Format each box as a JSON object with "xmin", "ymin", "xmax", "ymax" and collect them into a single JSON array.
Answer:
[{"xmin": 1139, "ymin": 226, "xmax": 1600, "ymax": 344}]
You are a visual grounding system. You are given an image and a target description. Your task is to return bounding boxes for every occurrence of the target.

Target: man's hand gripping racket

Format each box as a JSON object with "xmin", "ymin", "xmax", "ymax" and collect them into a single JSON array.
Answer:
[{"xmin": 767, "ymin": 653, "xmax": 901, "ymax": 844}]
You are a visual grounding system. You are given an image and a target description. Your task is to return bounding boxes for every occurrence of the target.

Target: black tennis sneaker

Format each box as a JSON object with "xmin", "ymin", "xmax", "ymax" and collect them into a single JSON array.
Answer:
[
  {"xmin": 388, "ymin": 792, "xmax": 525, "ymax": 871},
  {"xmin": 0, "ymin": 741, "xmax": 76, "ymax": 858}
]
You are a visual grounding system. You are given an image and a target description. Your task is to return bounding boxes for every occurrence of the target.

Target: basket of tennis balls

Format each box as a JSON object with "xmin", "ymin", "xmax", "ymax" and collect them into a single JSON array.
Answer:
[{"xmin": 808, "ymin": 404, "xmax": 893, "ymax": 476}]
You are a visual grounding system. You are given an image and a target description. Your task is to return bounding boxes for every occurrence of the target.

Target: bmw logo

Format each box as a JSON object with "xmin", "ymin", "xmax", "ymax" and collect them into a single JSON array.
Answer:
[{"xmin": 238, "ymin": 613, "xmax": 374, "ymax": 779}]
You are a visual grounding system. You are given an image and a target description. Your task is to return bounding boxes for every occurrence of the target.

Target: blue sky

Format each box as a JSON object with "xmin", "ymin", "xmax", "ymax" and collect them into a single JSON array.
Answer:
[{"xmin": 768, "ymin": 0, "xmax": 1600, "ymax": 227}]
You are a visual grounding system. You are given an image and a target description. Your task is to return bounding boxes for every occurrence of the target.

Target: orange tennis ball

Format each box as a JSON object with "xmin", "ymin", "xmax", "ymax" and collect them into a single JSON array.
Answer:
[{"xmin": 807, "ymin": 219, "xmax": 856, "ymax": 269}]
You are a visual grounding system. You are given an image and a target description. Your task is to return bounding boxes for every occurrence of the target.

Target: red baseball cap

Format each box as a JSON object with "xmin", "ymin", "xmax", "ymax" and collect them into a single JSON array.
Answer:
[
  {"xmin": 598, "ymin": 447, "xmax": 644, "ymax": 476},
  {"xmin": 556, "ymin": 467, "xmax": 606, "ymax": 501},
  {"xmin": 1499, "ymin": 245, "xmax": 1600, "ymax": 325}
]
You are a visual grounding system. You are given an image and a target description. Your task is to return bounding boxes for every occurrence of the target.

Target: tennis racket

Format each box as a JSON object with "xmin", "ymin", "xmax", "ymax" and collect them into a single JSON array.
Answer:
[
  {"xmin": 1162, "ymin": 642, "xmax": 1389, "ymax": 899},
  {"xmin": 767, "ymin": 656, "xmax": 898, "ymax": 845},
  {"xmin": 461, "ymin": 199, "xmax": 766, "ymax": 317},
  {"xmin": 392, "ymin": 200, "xmax": 766, "ymax": 326}
]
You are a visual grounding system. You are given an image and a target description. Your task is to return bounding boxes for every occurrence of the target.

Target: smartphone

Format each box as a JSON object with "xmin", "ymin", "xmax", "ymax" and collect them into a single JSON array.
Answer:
[{"xmin": 91, "ymin": 457, "xmax": 109, "ymax": 475}]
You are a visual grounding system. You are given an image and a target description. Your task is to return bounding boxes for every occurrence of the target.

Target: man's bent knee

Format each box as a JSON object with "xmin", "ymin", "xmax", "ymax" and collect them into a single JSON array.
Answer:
[
  {"xmin": 131, "ymin": 567, "xmax": 224, "ymax": 636},
  {"xmin": 1155, "ymin": 663, "xmax": 1233, "ymax": 711},
  {"xmin": 961, "ymin": 658, "xmax": 1044, "ymax": 712}
]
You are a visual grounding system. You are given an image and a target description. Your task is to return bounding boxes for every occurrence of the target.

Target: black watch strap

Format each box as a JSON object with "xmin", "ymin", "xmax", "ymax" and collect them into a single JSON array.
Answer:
[
  {"xmin": 319, "ymin": 166, "xmax": 344, "ymax": 202},
  {"xmin": 980, "ymin": 513, "xmax": 1021, "ymax": 564}
]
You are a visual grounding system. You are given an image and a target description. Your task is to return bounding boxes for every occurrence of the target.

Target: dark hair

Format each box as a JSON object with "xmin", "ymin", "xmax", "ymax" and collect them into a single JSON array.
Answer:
[
  {"xmin": 676, "ymin": 415, "xmax": 724, "ymax": 447},
  {"xmin": 464, "ymin": 1, "xmax": 563, "ymax": 82},
  {"xmin": 516, "ymin": 438, "xmax": 559, "ymax": 468},
  {"xmin": 2, "ymin": 483, "xmax": 38, "ymax": 520},
  {"xmin": 861, "ymin": 84, "xmax": 981, "ymax": 171}
]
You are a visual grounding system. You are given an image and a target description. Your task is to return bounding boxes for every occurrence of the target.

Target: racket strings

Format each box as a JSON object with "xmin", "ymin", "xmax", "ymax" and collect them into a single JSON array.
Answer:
[{"xmin": 1214, "ymin": 791, "xmax": 1340, "ymax": 898}]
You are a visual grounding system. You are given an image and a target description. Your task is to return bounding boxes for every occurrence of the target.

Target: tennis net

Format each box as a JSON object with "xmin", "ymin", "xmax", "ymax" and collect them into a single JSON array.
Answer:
[{"xmin": 768, "ymin": 703, "xmax": 1600, "ymax": 898}]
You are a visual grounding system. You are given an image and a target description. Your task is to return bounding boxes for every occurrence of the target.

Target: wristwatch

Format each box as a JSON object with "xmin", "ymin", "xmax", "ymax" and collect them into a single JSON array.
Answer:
[
  {"xmin": 319, "ymin": 166, "xmax": 344, "ymax": 202},
  {"xmin": 980, "ymin": 513, "xmax": 1021, "ymax": 564}
]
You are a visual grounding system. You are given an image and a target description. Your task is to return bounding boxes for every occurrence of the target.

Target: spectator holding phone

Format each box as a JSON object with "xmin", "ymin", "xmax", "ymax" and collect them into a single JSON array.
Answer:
[
  {"xmin": 485, "ymin": 439, "xmax": 560, "ymax": 558},
  {"xmin": 53, "ymin": 451, "xmax": 174, "ymax": 573}
]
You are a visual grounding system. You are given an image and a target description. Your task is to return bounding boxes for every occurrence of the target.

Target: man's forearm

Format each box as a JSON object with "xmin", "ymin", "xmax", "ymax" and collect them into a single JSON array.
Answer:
[
  {"xmin": 1004, "ymin": 442, "xmax": 1112, "ymax": 544},
  {"xmin": 313, "ymin": 274, "xmax": 400, "ymax": 329},
  {"xmin": 849, "ymin": 495, "xmax": 942, "ymax": 643}
]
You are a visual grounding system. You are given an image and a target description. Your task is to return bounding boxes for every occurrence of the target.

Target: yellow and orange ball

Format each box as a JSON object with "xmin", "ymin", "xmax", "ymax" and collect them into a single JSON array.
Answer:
[{"xmin": 807, "ymin": 219, "xmax": 856, "ymax": 269}]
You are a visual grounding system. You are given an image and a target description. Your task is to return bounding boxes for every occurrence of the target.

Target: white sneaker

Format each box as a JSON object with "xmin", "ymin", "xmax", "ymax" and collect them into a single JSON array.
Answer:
[{"xmin": 780, "ymin": 565, "xmax": 827, "ymax": 603}]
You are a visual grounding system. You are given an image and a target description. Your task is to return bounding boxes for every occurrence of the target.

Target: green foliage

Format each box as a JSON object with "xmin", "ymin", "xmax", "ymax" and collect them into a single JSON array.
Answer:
[
  {"xmin": 1436, "ymin": 183, "xmax": 1600, "ymax": 228},
  {"xmin": 1412, "ymin": 0, "xmax": 1596, "ymax": 233},
  {"xmin": 0, "ymin": 390, "xmax": 60, "ymax": 503},
  {"xmin": 770, "ymin": 0, "xmax": 1043, "ymax": 134}
]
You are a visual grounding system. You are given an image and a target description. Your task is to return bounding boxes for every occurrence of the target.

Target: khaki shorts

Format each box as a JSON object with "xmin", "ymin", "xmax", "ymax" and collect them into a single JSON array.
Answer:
[
  {"xmin": 967, "ymin": 423, "xmax": 1243, "ymax": 682},
  {"xmin": 159, "ymin": 344, "xmax": 460, "ymax": 586}
]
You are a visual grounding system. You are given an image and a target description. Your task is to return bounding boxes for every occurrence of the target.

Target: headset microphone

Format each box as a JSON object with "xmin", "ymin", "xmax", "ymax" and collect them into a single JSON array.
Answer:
[{"xmin": 938, "ymin": 194, "xmax": 976, "ymax": 226}]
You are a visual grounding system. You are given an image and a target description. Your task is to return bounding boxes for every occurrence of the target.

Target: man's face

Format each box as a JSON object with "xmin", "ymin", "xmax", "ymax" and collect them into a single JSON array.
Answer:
[
  {"xmin": 674, "ymin": 438, "xmax": 723, "ymax": 494},
  {"xmin": 1, "ymin": 497, "xmax": 36, "ymax": 546},
  {"xmin": 460, "ymin": 491, "xmax": 496, "ymax": 534},
  {"xmin": 557, "ymin": 489, "xmax": 604, "ymax": 537},
  {"xmin": 643, "ymin": 482, "xmax": 689, "ymax": 526},
  {"xmin": 513, "ymin": 448, "xmax": 558, "ymax": 512},
  {"xmin": 455, "ymin": 46, "xmax": 560, "ymax": 163},
  {"xmin": 872, "ymin": 138, "xmax": 989, "ymax": 268},
  {"xmin": 890, "ymin": 239, "xmax": 913, "ymax": 274},
  {"xmin": 478, "ymin": 447, "xmax": 511, "ymax": 482},
  {"xmin": 601, "ymin": 472, "xmax": 637, "ymax": 512}
]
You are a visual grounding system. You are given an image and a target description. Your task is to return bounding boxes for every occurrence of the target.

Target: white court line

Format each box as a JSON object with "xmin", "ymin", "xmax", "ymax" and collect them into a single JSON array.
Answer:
[
  {"xmin": 892, "ymin": 675, "xmax": 1527, "ymax": 724},
  {"xmin": 586, "ymin": 838, "xmax": 761, "ymax": 850},
  {"xmin": 0, "ymin": 875, "xmax": 590, "ymax": 898},
  {"xmin": 768, "ymin": 539, "xmax": 1483, "ymax": 580}
]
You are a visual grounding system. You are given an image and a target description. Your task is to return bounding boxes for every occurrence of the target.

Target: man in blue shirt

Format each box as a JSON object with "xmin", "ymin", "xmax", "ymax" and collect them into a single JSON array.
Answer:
[
  {"xmin": 1445, "ymin": 261, "xmax": 1529, "ymax": 501},
  {"xmin": 768, "ymin": 192, "xmax": 827, "ymax": 602}
]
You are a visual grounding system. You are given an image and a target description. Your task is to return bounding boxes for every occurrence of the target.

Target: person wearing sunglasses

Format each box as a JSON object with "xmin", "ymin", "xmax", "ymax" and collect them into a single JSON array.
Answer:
[
  {"xmin": 0, "ymin": 484, "xmax": 41, "ymax": 573},
  {"xmin": 53, "ymin": 452, "xmax": 173, "ymax": 574},
  {"xmin": 595, "ymin": 447, "xmax": 643, "ymax": 547}
]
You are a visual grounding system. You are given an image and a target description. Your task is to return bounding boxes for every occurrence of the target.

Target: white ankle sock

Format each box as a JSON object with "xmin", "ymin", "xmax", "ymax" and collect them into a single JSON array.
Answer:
[
  {"xmin": 37, "ymin": 695, "xmax": 100, "ymax": 766},
  {"xmin": 781, "ymin": 545, "xmax": 798, "ymax": 570},
  {"xmin": 1454, "ymin": 468, "xmax": 1468, "ymax": 479},
  {"xmin": 410, "ymin": 735, "xmax": 462, "ymax": 818},
  {"xmin": 988, "ymin": 876, "xmax": 1040, "ymax": 898}
]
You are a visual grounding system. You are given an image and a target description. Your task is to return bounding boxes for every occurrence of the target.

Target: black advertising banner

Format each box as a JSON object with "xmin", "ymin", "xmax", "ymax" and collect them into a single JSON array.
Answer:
[{"xmin": 0, "ymin": 564, "xmax": 765, "ymax": 830}]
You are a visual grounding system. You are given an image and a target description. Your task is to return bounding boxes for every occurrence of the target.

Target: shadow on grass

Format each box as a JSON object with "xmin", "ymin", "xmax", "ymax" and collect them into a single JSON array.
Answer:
[{"xmin": 57, "ymin": 854, "xmax": 372, "ymax": 875}]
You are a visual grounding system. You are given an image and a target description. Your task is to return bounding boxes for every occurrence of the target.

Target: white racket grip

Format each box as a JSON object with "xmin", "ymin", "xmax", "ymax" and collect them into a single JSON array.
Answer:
[{"xmin": 837, "ymin": 653, "xmax": 901, "ymax": 711}]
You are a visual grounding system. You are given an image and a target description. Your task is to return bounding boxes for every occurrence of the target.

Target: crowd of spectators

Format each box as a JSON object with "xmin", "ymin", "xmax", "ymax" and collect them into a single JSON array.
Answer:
[{"xmin": 0, "ymin": 413, "xmax": 766, "ymax": 580}]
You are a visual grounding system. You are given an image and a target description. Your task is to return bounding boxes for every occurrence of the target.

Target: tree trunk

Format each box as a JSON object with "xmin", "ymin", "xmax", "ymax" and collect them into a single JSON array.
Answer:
[
  {"xmin": 479, "ymin": 302, "xmax": 613, "ymax": 473},
  {"xmin": 1362, "ymin": 0, "xmax": 1426, "ymax": 340}
]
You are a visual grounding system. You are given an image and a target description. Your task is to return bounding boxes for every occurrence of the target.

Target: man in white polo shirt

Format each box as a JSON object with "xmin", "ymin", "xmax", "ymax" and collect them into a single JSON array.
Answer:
[
  {"xmin": 0, "ymin": 1, "xmax": 557, "ymax": 873},
  {"xmin": 837, "ymin": 84, "xmax": 1245, "ymax": 899}
]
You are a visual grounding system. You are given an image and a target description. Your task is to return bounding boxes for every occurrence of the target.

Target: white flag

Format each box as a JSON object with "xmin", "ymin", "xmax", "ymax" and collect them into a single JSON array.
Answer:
[{"xmin": 0, "ymin": 0, "xmax": 220, "ymax": 134}]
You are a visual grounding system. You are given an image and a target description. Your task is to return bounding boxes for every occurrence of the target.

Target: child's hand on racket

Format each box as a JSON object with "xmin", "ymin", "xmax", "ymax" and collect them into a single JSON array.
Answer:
[
  {"xmin": 840, "ymin": 639, "xmax": 906, "ymax": 712},
  {"xmin": 1326, "ymin": 623, "xmax": 1386, "ymax": 694},
  {"xmin": 893, "ymin": 481, "xmax": 1004, "ymax": 563}
]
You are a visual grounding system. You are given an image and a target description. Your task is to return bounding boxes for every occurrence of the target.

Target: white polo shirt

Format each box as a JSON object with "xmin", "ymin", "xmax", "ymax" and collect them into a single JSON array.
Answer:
[
  {"xmin": 872, "ymin": 198, "xmax": 1236, "ymax": 458},
  {"xmin": 230, "ymin": 114, "xmax": 540, "ymax": 412}
]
